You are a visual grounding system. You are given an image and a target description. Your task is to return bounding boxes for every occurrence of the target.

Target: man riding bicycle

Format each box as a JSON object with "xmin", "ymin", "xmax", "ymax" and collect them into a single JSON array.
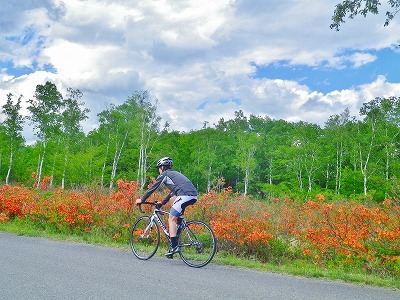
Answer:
[{"xmin": 136, "ymin": 157, "xmax": 198, "ymax": 258}]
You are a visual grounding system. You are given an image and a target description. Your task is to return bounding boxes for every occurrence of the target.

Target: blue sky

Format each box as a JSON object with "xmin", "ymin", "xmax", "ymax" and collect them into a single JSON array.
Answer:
[
  {"xmin": 1, "ymin": 0, "xmax": 400, "ymax": 141},
  {"xmin": 255, "ymin": 48, "xmax": 400, "ymax": 94}
]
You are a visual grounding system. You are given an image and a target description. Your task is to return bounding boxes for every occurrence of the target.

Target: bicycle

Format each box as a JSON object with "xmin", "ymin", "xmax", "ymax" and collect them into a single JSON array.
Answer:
[{"xmin": 129, "ymin": 201, "xmax": 217, "ymax": 268}]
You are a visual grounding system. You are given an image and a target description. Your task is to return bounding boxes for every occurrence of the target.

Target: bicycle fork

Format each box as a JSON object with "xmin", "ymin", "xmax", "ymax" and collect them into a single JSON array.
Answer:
[
  {"xmin": 140, "ymin": 218, "xmax": 154, "ymax": 239},
  {"xmin": 140, "ymin": 215, "xmax": 161, "ymax": 239}
]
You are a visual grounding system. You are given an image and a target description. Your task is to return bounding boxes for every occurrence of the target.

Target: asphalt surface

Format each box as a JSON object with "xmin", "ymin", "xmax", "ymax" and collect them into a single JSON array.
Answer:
[{"xmin": 1, "ymin": 232, "xmax": 399, "ymax": 300}]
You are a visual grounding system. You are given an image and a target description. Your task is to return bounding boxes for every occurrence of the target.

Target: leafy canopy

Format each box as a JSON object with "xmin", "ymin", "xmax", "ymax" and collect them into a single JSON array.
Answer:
[{"xmin": 331, "ymin": 0, "xmax": 400, "ymax": 30}]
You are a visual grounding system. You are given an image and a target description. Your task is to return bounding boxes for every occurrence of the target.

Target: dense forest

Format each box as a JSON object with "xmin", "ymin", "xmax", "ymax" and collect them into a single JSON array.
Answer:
[{"xmin": 1, "ymin": 81, "xmax": 400, "ymax": 201}]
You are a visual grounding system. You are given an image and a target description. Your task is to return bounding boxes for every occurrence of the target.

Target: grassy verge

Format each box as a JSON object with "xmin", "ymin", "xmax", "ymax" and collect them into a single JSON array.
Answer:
[
  {"xmin": 215, "ymin": 253, "xmax": 399, "ymax": 289},
  {"xmin": 1, "ymin": 218, "xmax": 398, "ymax": 290}
]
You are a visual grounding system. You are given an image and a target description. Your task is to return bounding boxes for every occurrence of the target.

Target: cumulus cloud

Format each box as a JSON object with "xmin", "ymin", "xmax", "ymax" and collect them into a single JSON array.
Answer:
[{"xmin": 1, "ymin": 0, "xmax": 400, "ymax": 141}]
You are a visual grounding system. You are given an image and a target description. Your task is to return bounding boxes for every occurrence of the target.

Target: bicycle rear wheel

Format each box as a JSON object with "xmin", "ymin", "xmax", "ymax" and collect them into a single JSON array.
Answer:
[
  {"xmin": 178, "ymin": 220, "xmax": 217, "ymax": 268},
  {"xmin": 130, "ymin": 216, "xmax": 160, "ymax": 260}
]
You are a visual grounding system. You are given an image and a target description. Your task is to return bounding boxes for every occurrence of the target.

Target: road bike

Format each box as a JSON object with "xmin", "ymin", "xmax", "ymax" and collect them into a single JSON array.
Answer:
[{"xmin": 129, "ymin": 201, "xmax": 217, "ymax": 268}]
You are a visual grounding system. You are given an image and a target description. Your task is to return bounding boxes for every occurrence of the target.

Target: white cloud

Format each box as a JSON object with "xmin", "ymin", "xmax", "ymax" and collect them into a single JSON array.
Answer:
[
  {"xmin": 350, "ymin": 52, "xmax": 377, "ymax": 68},
  {"xmin": 1, "ymin": 0, "xmax": 400, "ymax": 140}
]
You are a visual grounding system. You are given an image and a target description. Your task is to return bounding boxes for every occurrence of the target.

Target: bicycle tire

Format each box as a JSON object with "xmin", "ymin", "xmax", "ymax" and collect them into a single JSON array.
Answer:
[
  {"xmin": 130, "ymin": 216, "xmax": 160, "ymax": 260},
  {"xmin": 178, "ymin": 220, "xmax": 217, "ymax": 268}
]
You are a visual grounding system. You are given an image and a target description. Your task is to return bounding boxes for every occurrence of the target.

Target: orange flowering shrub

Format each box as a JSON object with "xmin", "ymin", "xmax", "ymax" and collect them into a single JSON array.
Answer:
[
  {"xmin": 295, "ymin": 199, "xmax": 400, "ymax": 269},
  {"xmin": 1, "ymin": 181, "xmax": 399, "ymax": 277},
  {"xmin": 187, "ymin": 187, "xmax": 233, "ymax": 222},
  {"xmin": 190, "ymin": 189, "xmax": 399, "ymax": 274},
  {"xmin": 0, "ymin": 185, "xmax": 34, "ymax": 218},
  {"xmin": 190, "ymin": 188, "xmax": 274, "ymax": 260},
  {"xmin": 0, "ymin": 180, "xmax": 142, "ymax": 238}
]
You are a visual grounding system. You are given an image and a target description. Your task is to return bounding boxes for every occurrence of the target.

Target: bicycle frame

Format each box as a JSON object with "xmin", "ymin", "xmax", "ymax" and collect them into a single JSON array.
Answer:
[{"xmin": 140, "ymin": 204, "xmax": 185, "ymax": 241}]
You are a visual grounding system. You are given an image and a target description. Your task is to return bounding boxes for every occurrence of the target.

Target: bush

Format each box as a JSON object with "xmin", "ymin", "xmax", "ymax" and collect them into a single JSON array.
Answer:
[{"xmin": 1, "ymin": 182, "xmax": 399, "ymax": 279}]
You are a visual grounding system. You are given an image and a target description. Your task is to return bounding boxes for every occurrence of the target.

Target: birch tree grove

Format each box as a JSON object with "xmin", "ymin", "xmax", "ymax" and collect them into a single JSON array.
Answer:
[
  {"xmin": 2, "ymin": 81, "xmax": 400, "ymax": 202},
  {"xmin": 93, "ymin": 91, "xmax": 161, "ymax": 190}
]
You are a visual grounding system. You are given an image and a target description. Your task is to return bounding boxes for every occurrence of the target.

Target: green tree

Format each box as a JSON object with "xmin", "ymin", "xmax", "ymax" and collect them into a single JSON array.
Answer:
[
  {"xmin": 60, "ymin": 88, "xmax": 89, "ymax": 188},
  {"xmin": 1, "ymin": 94, "xmax": 25, "ymax": 184},
  {"xmin": 263, "ymin": 120, "xmax": 294, "ymax": 186},
  {"xmin": 324, "ymin": 108, "xmax": 356, "ymax": 194},
  {"xmin": 96, "ymin": 104, "xmax": 129, "ymax": 189},
  {"xmin": 247, "ymin": 115, "xmax": 273, "ymax": 192},
  {"xmin": 340, "ymin": 118, "xmax": 364, "ymax": 196},
  {"xmin": 216, "ymin": 110, "xmax": 251, "ymax": 194},
  {"xmin": 234, "ymin": 132, "xmax": 259, "ymax": 198},
  {"xmin": 292, "ymin": 122, "xmax": 323, "ymax": 193},
  {"xmin": 27, "ymin": 81, "xmax": 63, "ymax": 187},
  {"xmin": 331, "ymin": 0, "xmax": 400, "ymax": 30},
  {"xmin": 359, "ymin": 96, "xmax": 400, "ymax": 197},
  {"xmin": 133, "ymin": 92, "xmax": 163, "ymax": 189},
  {"xmin": 189, "ymin": 126, "xmax": 221, "ymax": 193}
]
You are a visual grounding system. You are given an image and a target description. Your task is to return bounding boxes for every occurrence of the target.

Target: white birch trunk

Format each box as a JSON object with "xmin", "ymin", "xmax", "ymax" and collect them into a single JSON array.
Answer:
[
  {"xmin": 61, "ymin": 152, "xmax": 68, "ymax": 189},
  {"xmin": 110, "ymin": 131, "xmax": 128, "ymax": 189},
  {"xmin": 359, "ymin": 121, "xmax": 375, "ymax": 196},
  {"xmin": 101, "ymin": 133, "xmax": 111, "ymax": 188},
  {"xmin": 36, "ymin": 141, "xmax": 46, "ymax": 188},
  {"xmin": 5, "ymin": 151, "xmax": 13, "ymax": 185},
  {"xmin": 335, "ymin": 141, "xmax": 343, "ymax": 194},
  {"xmin": 206, "ymin": 165, "xmax": 212, "ymax": 193},
  {"xmin": 244, "ymin": 168, "xmax": 249, "ymax": 199}
]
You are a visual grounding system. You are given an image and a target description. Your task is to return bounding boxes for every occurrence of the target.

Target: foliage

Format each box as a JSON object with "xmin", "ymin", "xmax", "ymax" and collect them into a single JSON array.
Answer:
[
  {"xmin": 1, "ymin": 182, "xmax": 398, "ymax": 281},
  {"xmin": 1, "ymin": 94, "xmax": 25, "ymax": 184},
  {"xmin": 331, "ymin": 0, "xmax": 400, "ymax": 30},
  {"xmin": 2, "ymin": 82, "xmax": 400, "ymax": 203}
]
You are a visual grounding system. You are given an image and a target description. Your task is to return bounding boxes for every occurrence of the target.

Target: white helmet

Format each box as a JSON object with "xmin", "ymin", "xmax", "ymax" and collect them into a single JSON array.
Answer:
[{"xmin": 156, "ymin": 157, "xmax": 173, "ymax": 168}]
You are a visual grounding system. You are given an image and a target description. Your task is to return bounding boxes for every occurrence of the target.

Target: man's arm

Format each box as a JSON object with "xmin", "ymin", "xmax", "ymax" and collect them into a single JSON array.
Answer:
[
  {"xmin": 161, "ymin": 191, "xmax": 174, "ymax": 205},
  {"xmin": 140, "ymin": 174, "xmax": 165, "ymax": 202}
]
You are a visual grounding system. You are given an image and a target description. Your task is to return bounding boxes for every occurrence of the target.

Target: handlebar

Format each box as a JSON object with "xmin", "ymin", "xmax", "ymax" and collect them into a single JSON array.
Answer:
[{"xmin": 137, "ymin": 201, "xmax": 162, "ymax": 213}]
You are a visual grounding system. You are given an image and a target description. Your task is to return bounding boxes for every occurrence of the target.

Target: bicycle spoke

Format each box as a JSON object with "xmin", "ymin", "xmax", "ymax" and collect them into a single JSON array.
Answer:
[
  {"xmin": 130, "ymin": 216, "xmax": 160, "ymax": 260},
  {"xmin": 178, "ymin": 220, "xmax": 216, "ymax": 268}
]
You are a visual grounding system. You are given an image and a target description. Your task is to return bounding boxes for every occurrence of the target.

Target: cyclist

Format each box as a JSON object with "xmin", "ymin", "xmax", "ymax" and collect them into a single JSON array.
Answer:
[{"xmin": 136, "ymin": 157, "xmax": 198, "ymax": 258}]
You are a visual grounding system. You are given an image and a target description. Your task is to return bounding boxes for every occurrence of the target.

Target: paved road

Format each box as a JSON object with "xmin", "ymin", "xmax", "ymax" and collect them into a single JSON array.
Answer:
[{"xmin": 0, "ymin": 232, "xmax": 398, "ymax": 300}]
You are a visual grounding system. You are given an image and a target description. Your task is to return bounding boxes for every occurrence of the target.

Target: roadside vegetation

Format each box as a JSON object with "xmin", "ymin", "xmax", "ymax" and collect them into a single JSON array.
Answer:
[
  {"xmin": 1, "ymin": 181, "xmax": 398, "ymax": 289},
  {"xmin": 1, "ymin": 83, "xmax": 400, "ymax": 290}
]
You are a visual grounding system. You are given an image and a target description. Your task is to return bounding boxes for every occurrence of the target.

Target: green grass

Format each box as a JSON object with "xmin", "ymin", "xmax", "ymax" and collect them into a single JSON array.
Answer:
[
  {"xmin": 215, "ymin": 253, "xmax": 399, "ymax": 288},
  {"xmin": 1, "ymin": 219, "xmax": 399, "ymax": 290}
]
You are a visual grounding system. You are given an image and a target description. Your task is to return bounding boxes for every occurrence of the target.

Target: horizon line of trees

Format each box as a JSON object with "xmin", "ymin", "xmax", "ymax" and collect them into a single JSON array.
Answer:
[{"xmin": 1, "ymin": 81, "xmax": 400, "ymax": 202}]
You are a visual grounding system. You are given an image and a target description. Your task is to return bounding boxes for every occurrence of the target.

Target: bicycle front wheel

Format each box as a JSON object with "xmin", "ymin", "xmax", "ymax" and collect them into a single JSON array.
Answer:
[
  {"xmin": 130, "ymin": 216, "xmax": 160, "ymax": 260},
  {"xmin": 178, "ymin": 220, "xmax": 217, "ymax": 268}
]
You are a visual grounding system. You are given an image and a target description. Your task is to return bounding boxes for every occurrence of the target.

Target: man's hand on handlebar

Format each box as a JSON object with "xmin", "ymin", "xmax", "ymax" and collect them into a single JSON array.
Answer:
[{"xmin": 136, "ymin": 198, "xmax": 162, "ymax": 209}]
